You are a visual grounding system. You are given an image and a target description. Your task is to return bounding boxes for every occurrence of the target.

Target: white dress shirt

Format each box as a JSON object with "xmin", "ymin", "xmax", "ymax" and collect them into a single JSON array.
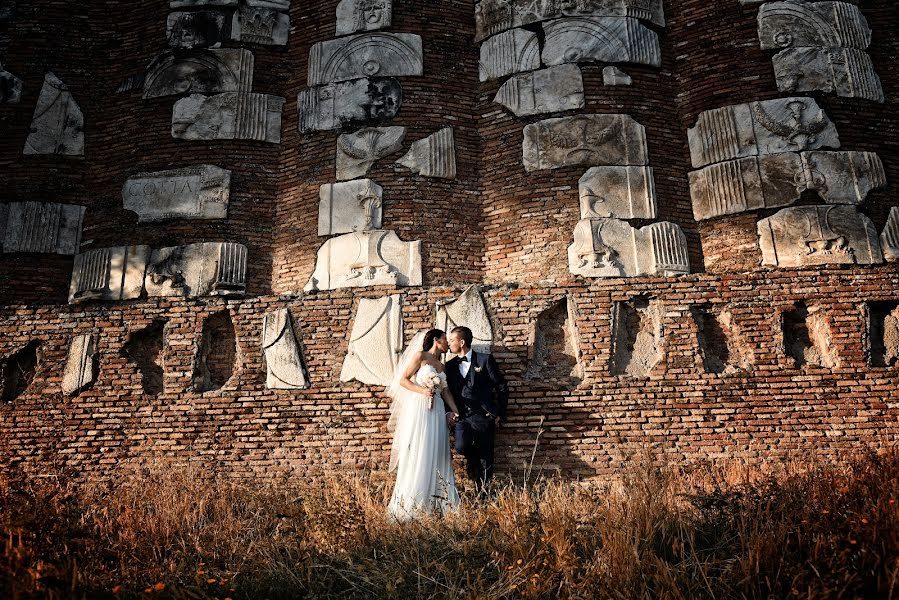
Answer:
[{"xmin": 458, "ymin": 349, "xmax": 473, "ymax": 378}]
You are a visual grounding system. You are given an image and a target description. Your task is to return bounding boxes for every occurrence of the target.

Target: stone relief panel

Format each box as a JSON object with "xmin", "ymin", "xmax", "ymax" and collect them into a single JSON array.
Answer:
[
  {"xmin": 336, "ymin": 0, "xmax": 392, "ymax": 36},
  {"xmin": 494, "ymin": 64, "xmax": 585, "ymax": 117},
  {"xmin": 69, "ymin": 246, "xmax": 150, "ymax": 304},
  {"xmin": 689, "ymin": 151, "xmax": 886, "ymax": 221},
  {"xmin": 145, "ymin": 242, "xmax": 247, "ymax": 298},
  {"xmin": 231, "ymin": 5, "xmax": 290, "ymax": 46},
  {"xmin": 305, "ymin": 230, "xmax": 422, "ymax": 291},
  {"xmin": 578, "ymin": 166, "xmax": 657, "ymax": 219},
  {"xmin": 262, "ymin": 308, "xmax": 309, "ymax": 390},
  {"xmin": 299, "ymin": 77, "xmax": 402, "ymax": 133},
  {"xmin": 602, "ymin": 66, "xmax": 632, "ymax": 85},
  {"xmin": 435, "ymin": 285, "xmax": 494, "ymax": 353},
  {"xmin": 336, "ymin": 126, "xmax": 406, "ymax": 180},
  {"xmin": 318, "ymin": 179, "xmax": 383, "ymax": 235},
  {"xmin": 246, "ymin": 0, "xmax": 290, "ymax": 9},
  {"xmin": 62, "ymin": 333, "xmax": 96, "ymax": 395},
  {"xmin": 771, "ymin": 47, "xmax": 883, "ymax": 102},
  {"xmin": 170, "ymin": 0, "xmax": 238, "ymax": 7},
  {"xmin": 341, "ymin": 294, "xmax": 403, "ymax": 387},
  {"xmin": 757, "ymin": 205, "xmax": 882, "ymax": 267},
  {"xmin": 757, "ymin": 1, "xmax": 871, "ymax": 50},
  {"xmin": 568, "ymin": 218, "xmax": 689, "ymax": 278},
  {"xmin": 687, "ymin": 97, "xmax": 839, "ymax": 169},
  {"xmin": 172, "ymin": 93, "xmax": 285, "ymax": 143},
  {"xmin": 523, "ymin": 114, "xmax": 648, "ymax": 172},
  {"xmin": 0, "ymin": 63, "xmax": 23, "ymax": 103},
  {"xmin": 542, "ymin": 17, "xmax": 661, "ymax": 68},
  {"xmin": 880, "ymin": 207, "xmax": 899, "ymax": 263},
  {"xmin": 24, "ymin": 73, "xmax": 84, "ymax": 157},
  {"xmin": 478, "ymin": 28, "xmax": 540, "ymax": 82},
  {"xmin": 122, "ymin": 165, "xmax": 231, "ymax": 222},
  {"xmin": 166, "ymin": 11, "xmax": 229, "ymax": 49},
  {"xmin": 0, "ymin": 202, "xmax": 85, "ymax": 255},
  {"xmin": 308, "ymin": 33, "xmax": 423, "ymax": 86},
  {"xmin": 396, "ymin": 127, "xmax": 457, "ymax": 179},
  {"xmin": 143, "ymin": 49, "xmax": 253, "ymax": 99}
]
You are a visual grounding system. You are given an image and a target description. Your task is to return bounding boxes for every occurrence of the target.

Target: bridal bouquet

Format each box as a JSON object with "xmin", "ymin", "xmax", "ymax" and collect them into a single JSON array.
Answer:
[{"xmin": 424, "ymin": 371, "xmax": 445, "ymax": 409}]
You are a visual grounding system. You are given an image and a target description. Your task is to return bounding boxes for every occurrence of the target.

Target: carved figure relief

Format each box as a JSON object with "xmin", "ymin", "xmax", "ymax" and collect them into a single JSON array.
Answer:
[
  {"xmin": 541, "ymin": 17, "xmax": 661, "ymax": 68},
  {"xmin": 494, "ymin": 64, "xmax": 585, "ymax": 117},
  {"xmin": 69, "ymin": 246, "xmax": 150, "ymax": 304},
  {"xmin": 0, "ymin": 202, "xmax": 85, "ymax": 255},
  {"xmin": 122, "ymin": 165, "xmax": 231, "ymax": 222},
  {"xmin": 231, "ymin": 5, "xmax": 290, "ymax": 46},
  {"xmin": 340, "ymin": 294, "xmax": 403, "ymax": 387},
  {"xmin": 143, "ymin": 49, "xmax": 253, "ymax": 99},
  {"xmin": 308, "ymin": 32, "xmax": 423, "ymax": 86},
  {"xmin": 336, "ymin": 126, "xmax": 406, "ymax": 180},
  {"xmin": 299, "ymin": 77, "xmax": 402, "ymax": 133},
  {"xmin": 568, "ymin": 218, "xmax": 689, "ymax": 278},
  {"xmin": 171, "ymin": 93, "xmax": 285, "ymax": 143},
  {"xmin": 24, "ymin": 73, "xmax": 84, "ymax": 157},
  {"xmin": 262, "ymin": 308, "xmax": 309, "ymax": 390},
  {"xmin": 336, "ymin": 0, "xmax": 392, "ymax": 36},
  {"xmin": 62, "ymin": 333, "xmax": 96, "ymax": 395},
  {"xmin": 166, "ymin": 11, "xmax": 229, "ymax": 49},
  {"xmin": 0, "ymin": 62, "xmax": 23, "ymax": 103},
  {"xmin": 478, "ymin": 28, "xmax": 541, "ymax": 82},
  {"xmin": 523, "ymin": 114, "xmax": 648, "ymax": 172},
  {"xmin": 435, "ymin": 286, "xmax": 494, "ymax": 353},
  {"xmin": 396, "ymin": 127, "xmax": 457, "ymax": 179},
  {"xmin": 318, "ymin": 179, "xmax": 383, "ymax": 235},
  {"xmin": 145, "ymin": 242, "xmax": 247, "ymax": 298},
  {"xmin": 304, "ymin": 230, "xmax": 422, "ymax": 291},
  {"xmin": 578, "ymin": 166, "xmax": 657, "ymax": 219},
  {"xmin": 772, "ymin": 47, "xmax": 883, "ymax": 102}
]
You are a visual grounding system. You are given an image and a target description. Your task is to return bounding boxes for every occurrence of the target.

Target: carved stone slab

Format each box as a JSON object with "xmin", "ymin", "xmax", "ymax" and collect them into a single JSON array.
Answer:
[
  {"xmin": 435, "ymin": 285, "xmax": 494, "ymax": 353},
  {"xmin": 396, "ymin": 127, "xmax": 456, "ymax": 179},
  {"xmin": 494, "ymin": 64, "xmax": 585, "ymax": 117},
  {"xmin": 247, "ymin": 0, "xmax": 290, "ymax": 9},
  {"xmin": 474, "ymin": 0, "xmax": 666, "ymax": 42},
  {"xmin": 542, "ymin": 17, "xmax": 661, "ymax": 68},
  {"xmin": 122, "ymin": 165, "xmax": 231, "ymax": 222},
  {"xmin": 308, "ymin": 33, "xmax": 423, "ymax": 86},
  {"xmin": 757, "ymin": 205, "xmax": 882, "ymax": 267},
  {"xmin": 603, "ymin": 66, "xmax": 632, "ymax": 85},
  {"xmin": 340, "ymin": 294, "xmax": 403, "ymax": 387},
  {"xmin": 304, "ymin": 230, "xmax": 422, "ymax": 291},
  {"xmin": 170, "ymin": 0, "xmax": 238, "ymax": 7},
  {"xmin": 24, "ymin": 73, "xmax": 84, "ymax": 157},
  {"xmin": 167, "ymin": 11, "xmax": 229, "ymax": 49},
  {"xmin": 687, "ymin": 97, "xmax": 840, "ymax": 169},
  {"xmin": 172, "ymin": 93, "xmax": 285, "ymax": 143},
  {"xmin": 757, "ymin": 1, "xmax": 871, "ymax": 50},
  {"xmin": 62, "ymin": 333, "xmax": 96, "ymax": 395},
  {"xmin": 299, "ymin": 77, "xmax": 402, "ymax": 133},
  {"xmin": 231, "ymin": 5, "xmax": 290, "ymax": 46},
  {"xmin": 0, "ymin": 63, "xmax": 23, "ymax": 103},
  {"xmin": 336, "ymin": 126, "xmax": 405, "ymax": 180},
  {"xmin": 336, "ymin": 0, "xmax": 392, "ymax": 36},
  {"xmin": 523, "ymin": 114, "xmax": 648, "ymax": 172},
  {"xmin": 689, "ymin": 151, "xmax": 886, "ymax": 221},
  {"xmin": 318, "ymin": 179, "xmax": 383, "ymax": 235},
  {"xmin": 145, "ymin": 242, "xmax": 247, "ymax": 298},
  {"xmin": 772, "ymin": 47, "xmax": 883, "ymax": 103},
  {"xmin": 479, "ymin": 28, "xmax": 540, "ymax": 82},
  {"xmin": 880, "ymin": 207, "xmax": 899, "ymax": 263},
  {"xmin": 568, "ymin": 218, "xmax": 690, "ymax": 278},
  {"xmin": 578, "ymin": 166, "xmax": 657, "ymax": 219},
  {"xmin": 262, "ymin": 308, "xmax": 309, "ymax": 390},
  {"xmin": 69, "ymin": 245, "xmax": 150, "ymax": 304},
  {"xmin": 0, "ymin": 202, "xmax": 85, "ymax": 255},
  {"xmin": 144, "ymin": 49, "xmax": 253, "ymax": 99}
]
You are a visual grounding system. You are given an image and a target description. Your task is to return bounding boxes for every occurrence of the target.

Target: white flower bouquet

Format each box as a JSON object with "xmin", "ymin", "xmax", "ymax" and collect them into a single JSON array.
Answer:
[{"xmin": 423, "ymin": 371, "xmax": 446, "ymax": 409}]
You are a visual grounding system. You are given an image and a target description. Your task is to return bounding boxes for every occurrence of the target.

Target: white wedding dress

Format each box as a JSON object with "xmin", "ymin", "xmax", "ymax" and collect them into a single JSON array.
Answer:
[{"xmin": 387, "ymin": 363, "xmax": 460, "ymax": 521}]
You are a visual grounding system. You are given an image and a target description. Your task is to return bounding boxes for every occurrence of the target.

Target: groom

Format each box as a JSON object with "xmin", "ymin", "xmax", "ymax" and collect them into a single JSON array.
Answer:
[{"xmin": 445, "ymin": 326, "xmax": 508, "ymax": 496}]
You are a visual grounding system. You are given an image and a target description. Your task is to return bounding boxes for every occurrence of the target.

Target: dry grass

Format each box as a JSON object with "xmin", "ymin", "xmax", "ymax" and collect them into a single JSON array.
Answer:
[{"xmin": 2, "ymin": 449, "xmax": 899, "ymax": 599}]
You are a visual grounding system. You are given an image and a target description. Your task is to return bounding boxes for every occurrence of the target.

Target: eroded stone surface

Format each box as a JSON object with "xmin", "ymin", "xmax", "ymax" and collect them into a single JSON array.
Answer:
[
  {"xmin": 144, "ymin": 49, "xmax": 253, "ymax": 99},
  {"xmin": 880, "ymin": 207, "xmax": 899, "ymax": 263},
  {"xmin": 523, "ymin": 114, "xmax": 648, "ymax": 172},
  {"xmin": 262, "ymin": 308, "xmax": 309, "ymax": 390},
  {"xmin": 318, "ymin": 179, "xmax": 383, "ymax": 235},
  {"xmin": 308, "ymin": 32, "xmax": 423, "ymax": 86},
  {"xmin": 145, "ymin": 242, "xmax": 247, "ymax": 298},
  {"xmin": 69, "ymin": 246, "xmax": 150, "ymax": 304},
  {"xmin": 494, "ymin": 65, "xmax": 585, "ymax": 117},
  {"xmin": 687, "ymin": 97, "xmax": 840, "ymax": 168},
  {"xmin": 435, "ymin": 285, "xmax": 494, "ymax": 353},
  {"xmin": 122, "ymin": 165, "xmax": 231, "ymax": 222},
  {"xmin": 578, "ymin": 166, "xmax": 657, "ymax": 219},
  {"xmin": 479, "ymin": 28, "xmax": 540, "ymax": 82},
  {"xmin": 304, "ymin": 230, "xmax": 422, "ymax": 291},
  {"xmin": 0, "ymin": 202, "xmax": 85, "ymax": 255},
  {"xmin": 170, "ymin": 0, "xmax": 237, "ymax": 7},
  {"xmin": 336, "ymin": 0, "xmax": 392, "ymax": 36},
  {"xmin": 299, "ymin": 77, "xmax": 402, "ymax": 133},
  {"xmin": 611, "ymin": 295, "xmax": 661, "ymax": 377},
  {"xmin": 0, "ymin": 63, "xmax": 23, "ymax": 103},
  {"xmin": 757, "ymin": 1, "xmax": 871, "ymax": 50},
  {"xmin": 772, "ymin": 47, "xmax": 883, "ymax": 102},
  {"xmin": 62, "ymin": 333, "xmax": 96, "ymax": 395},
  {"xmin": 568, "ymin": 218, "xmax": 689, "ymax": 278},
  {"xmin": 340, "ymin": 294, "xmax": 403, "ymax": 387},
  {"xmin": 172, "ymin": 93, "xmax": 285, "ymax": 143},
  {"xmin": 231, "ymin": 5, "xmax": 290, "ymax": 46},
  {"xmin": 396, "ymin": 127, "xmax": 456, "ymax": 179},
  {"xmin": 336, "ymin": 126, "xmax": 405, "ymax": 180},
  {"xmin": 525, "ymin": 296, "xmax": 583, "ymax": 382},
  {"xmin": 24, "ymin": 73, "xmax": 84, "ymax": 157},
  {"xmin": 603, "ymin": 66, "xmax": 632, "ymax": 85},
  {"xmin": 757, "ymin": 205, "xmax": 882, "ymax": 267},
  {"xmin": 166, "ymin": 11, "xmax": 229, "ymax": 49},
  {"xmin": 542, "ymin": 17, "xmax": 661, "ymax": 68}
]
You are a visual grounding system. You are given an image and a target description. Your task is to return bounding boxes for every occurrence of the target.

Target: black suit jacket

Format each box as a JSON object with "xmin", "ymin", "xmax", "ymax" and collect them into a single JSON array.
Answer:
[{"xmin": 445, "ymin": 352, "xmax": 508, "ymax": 419}]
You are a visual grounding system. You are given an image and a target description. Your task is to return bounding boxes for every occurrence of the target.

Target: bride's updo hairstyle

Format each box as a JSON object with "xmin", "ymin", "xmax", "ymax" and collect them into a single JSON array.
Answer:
[{"xmin": 423, "ymin": 329, "xmax": 445, "ymax": 351}]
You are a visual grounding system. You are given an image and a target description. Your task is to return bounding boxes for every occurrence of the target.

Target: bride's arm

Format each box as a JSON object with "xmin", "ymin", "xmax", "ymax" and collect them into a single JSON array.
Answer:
[
  {"xmin": 442, "ymin": 385, "xmax": 460, "ymax": 416},
  {"xmin": 398, "ymin": 353, "xmax": 432, "ymax": 397}
]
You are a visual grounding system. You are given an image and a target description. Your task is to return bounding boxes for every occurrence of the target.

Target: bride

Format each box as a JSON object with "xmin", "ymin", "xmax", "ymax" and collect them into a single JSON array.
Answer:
[{"xmin": 386, "ymin": 329, "xmax": 461, "ymax": 520}]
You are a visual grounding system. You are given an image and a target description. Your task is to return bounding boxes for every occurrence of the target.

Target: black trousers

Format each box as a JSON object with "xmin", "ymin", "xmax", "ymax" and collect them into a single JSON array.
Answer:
[{"xmin": 454, "ymin": 414, "xmax": 496, "ymax": 493}]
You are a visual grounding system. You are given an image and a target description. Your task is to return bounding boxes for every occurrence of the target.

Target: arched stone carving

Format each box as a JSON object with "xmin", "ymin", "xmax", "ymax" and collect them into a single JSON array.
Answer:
[
  {"xmin": 69, "ymin": 246, "xmax": 150, "ymax": 304},
  {"xmin": 143, "ymin": 49, "xmax": 253, "ymax": 99},
  {"xmin": 523, "ymin": 114, "xmax": 648, "ymax": 172},
  {"xmin": 308, "ymin": 32, "xmax": 423, "ymax": 86},
  {"xmin": 435, "ymin": 285, "xmax": 494, "ymax": 353},
  {"xmin": 299, "ymin": 77, "xmax": 402, "ymax": 133},
  {"xmin": 336, "ymin": 0, "xmax": 392, "ymax": 36},
  {"xmin": 757, "ymin": 1, "xmax": 871, "ymax": 50},
  {"xmin": 262, "ymin": 308, "xmax": 309, "ymax": 390},
  {"xmin": 336, "ymin": 126, "xmax": 406, "ymax": 180},
  {"xmin": 24, "ymin": 73, "xmax": 84, "ymax": 157},
  {"xmin": 542, "ymin": 17, "xmax": 661, "ymax": 68},
  {"xmin": 145, "ymin": 242, "xmax": 247, "ymax": 298},
  {"xmin": 478, "ymin": 28, "xmax": 540, "ymax": 82},
  {"xmin": 340, "ymin": 294, "xmax": 403, "ymax": 387},
  {"xmin": 304, "ymin": 230, "xmax": 422, "ymax": 291},
  {"xmin": 0, "ymin": 202, "xmax": 85, "ymax": 255},
  {"xmin": 122, "ymin": 165, "xmax": 231, "ymax": 222},
  {"xmin": 568, "ymin": 218, "xmax": 689, "ymax": 278},
  {"xmin": 494, "ymin": 64, "xmax": 585, "ymax": 117}
]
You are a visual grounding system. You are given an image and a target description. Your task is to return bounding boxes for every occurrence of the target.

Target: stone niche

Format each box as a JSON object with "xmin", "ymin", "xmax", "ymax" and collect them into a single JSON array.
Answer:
[
  {"xmin": 122, "ymin": 165, "xmax": 231, "ymax": 222},
  {"xmin": 231, "ymin": 4, "xmax": 290, "ymax": 46},
  {"xmin": 193, "ymin": 310, "xmax": 237, "ymax": 393},
  {"xmin": 69, "ymin": 246, "xmax": 150, "ymax": 304},
  {"xmin": 262, "ymin": 308, "xmax": 309, "ymax": 390},
  {"xmin": 172, "ymin": 92, "xmax": 285, "ymax": 143},
  {"xmin": 435, "ymin": 285, "xmax": 494, "ymax": 354},
  {"xmin": 121, "ymin": 321, "xmax": 166, "ymax": 396},
  {"xmin": 24, "ymin": 73, "xmax": 84, "ymax": 157},
  {"xmin": 336, "ymin": 0, "xmax": 392, "ymax": 36},
  {"xmin": 525, "ymin": 296, "xmax": 583, "ymax": 383},
  {"xmin": 691, "ymin": 306, "xmax": 753, "ymax": 374},
  {"xmin": 145, "ymin": 242, "xmax": 248, "ymax": 298},
  {"xmin": 867, "ymin": 301, "xmax": 899, "ymax": 368},
  {"xmin": 167, "ymin": 11, "xmax": 230, "ymax": 49},
  {"xmin": 0, "ymin": 202, "xmax": 85, "ymax": 255},
  {"xmin": 62, "ymin": 333, "xmax": 97, "ymax": 395},
  {"xmin": 578, "ymin": 165, "xmax": 657, "ymax": 219},
  {"xmin": 541, "ymin": 17, "xmax": 661, "ymax": 68},
  {"xmin": 611, "ymin": 296, "xmax": 662, "ymax": 377},
  {"xmin": 478, "ymin": 28, "xmax": 540, "ymax": 82},
  {"xmin": 396, "ymin": 127, "xmax": 457, "ymax": 179},
  {"xmin": 304, "ymin": 230, "xmax": 422, "ymax": 291},
  {"xmin": 687, "ymin": 97, "xmax": 840, "ymax": 169},
  {"xmin": 568, "ymin": 219, "xmax": 690, "ymax": 278},
  {"xmin": 341, "ymin": 294, "xmax": 403, "ymax": 387},
  {"xmin": 757, "ymin": 205, "xmax": 882, "ymax": 268},
  {"xmin": 0, "ymin": 62, "xmax": 23, "ymax": 103},
  {"xmin": 143, "ymin": 49, "xmax": 254, "ymax": 99},
  {"xmin": 299, "ymin": 77, "xmax": 402, "ymax": 133},
  {"xmin": 1, "ymin": 341, "xmax": 39, "ymax": 403},
  {"xmin": 336, "ymin": 126, "xmax": 406, "ymax": 180},
  {"xmin": 781, "ymin": 303, "xmax": 838, "ymax": 368},
  {"xmin": 523, "ymin": 114, "xmax": 648, "ymax": 172},
  {"xmin": 308, "ymin": 32, "xmax": 423, "ymax": 86},
  {"xmin": 318, "ymin": 179, "xmax": 383, "ymax": 236},
  {"xmin": 494, "ymin": 65, "xmax": 585, "ymax": 118},
  {"xmin": 880, "ymin": 207, "xmax": 899, "ymax": 262}
]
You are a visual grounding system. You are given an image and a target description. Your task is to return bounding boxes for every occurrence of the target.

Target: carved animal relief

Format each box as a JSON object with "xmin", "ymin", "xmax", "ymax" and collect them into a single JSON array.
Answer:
[{"xmin": 145, "ymin": 242, "xmax": 247, "ymax": 298}]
